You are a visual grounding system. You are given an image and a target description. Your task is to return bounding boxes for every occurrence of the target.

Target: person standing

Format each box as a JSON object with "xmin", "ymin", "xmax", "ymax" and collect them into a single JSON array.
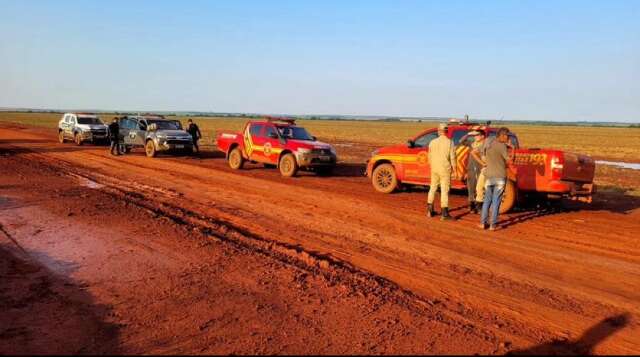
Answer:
[
  {"xmin": 467, "ymin": 130, "xmax": 486, "ymax": 214},
  {"xmin": 479, "ymin": 127, "xmax": 511, "ymax": 231},
  {"xmin": 108, "ymin": 117, "xmax": 121, "ymax": 156},
  {"xmin": 186, "ymin": 119, "xmax": 202, "ymax": 153},
  {"xmin": 427, "ymin": 123, "xmax": 457, "ymax": 221}
]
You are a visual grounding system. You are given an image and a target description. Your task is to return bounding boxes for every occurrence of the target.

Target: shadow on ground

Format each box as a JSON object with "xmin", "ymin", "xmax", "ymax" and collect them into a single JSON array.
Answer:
[
  {"xmin": 0, "ymin": 244, "xmax": 120, "ymax": 355},
  {"xmin": 508, "ymin": 313, "xmax": 631, "ymax": 355}
]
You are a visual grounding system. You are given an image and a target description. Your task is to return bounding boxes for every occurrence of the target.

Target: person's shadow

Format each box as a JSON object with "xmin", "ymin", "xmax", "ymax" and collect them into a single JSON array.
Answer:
[{"xmin": 509, "ymin": 313, "xmax": 631, "ymax": 355}]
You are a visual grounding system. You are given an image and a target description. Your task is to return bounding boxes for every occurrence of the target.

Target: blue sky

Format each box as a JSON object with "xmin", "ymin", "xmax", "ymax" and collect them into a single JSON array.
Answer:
[{"xmin": 0, "ymin": 0, "xmax": 638, "ymax": 122}]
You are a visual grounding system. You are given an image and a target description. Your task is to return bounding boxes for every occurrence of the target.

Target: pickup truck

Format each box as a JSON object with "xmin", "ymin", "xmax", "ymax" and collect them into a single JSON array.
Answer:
[
  {"xmin": 117, "ymin": 115, "xmax": 194, "ymax": 157},
  {"xmin": 58, "ymin": 113, "xmax": 109, "ymax": 145},
  {"xmin": 216, "ymin": 118, "xmax": 337, "ymax": 177},
  {"xmin": 365, "ymin": 120, "xmax": 596, "ymax": 213}
]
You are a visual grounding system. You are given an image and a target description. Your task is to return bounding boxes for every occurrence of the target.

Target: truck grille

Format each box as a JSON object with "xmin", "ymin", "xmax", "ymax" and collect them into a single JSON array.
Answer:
[
  {"xmin": 167, "ymin": 139, "xmax": 191, "ymax": 144},
  {"xmin": 312, "ymin": 149, "xmax": 332, "ymax": 155}
]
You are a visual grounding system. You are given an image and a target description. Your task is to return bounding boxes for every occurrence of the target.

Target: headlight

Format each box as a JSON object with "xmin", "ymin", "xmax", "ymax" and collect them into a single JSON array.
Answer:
[
  {"xmin": 297, "ymin": 148, "xmax": 311, "ymax": 154},
  {"xmin": 330, "ymin": 147, "xmax": 337, "ymax": 155},
  {"xmin": 371, "ymin": 149, "xmax": 379, "ymax": 157}
]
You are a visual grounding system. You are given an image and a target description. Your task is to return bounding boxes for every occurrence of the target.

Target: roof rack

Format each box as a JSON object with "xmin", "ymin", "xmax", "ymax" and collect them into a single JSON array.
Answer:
[{"xmin": 265, "ymin": 116, "xmax": 296, "ymax": 125}]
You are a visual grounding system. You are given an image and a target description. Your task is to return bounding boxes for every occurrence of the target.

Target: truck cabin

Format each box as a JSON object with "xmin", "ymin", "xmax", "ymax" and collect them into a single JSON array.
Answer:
[
  {"xmin": 120, "ymin": 116, "xmax": 182, "ymax": 131},
  {"xmin": 250, "ymin": 118, "xmax": 317, "ymax": 142},
  {"xmin": 409, "ymin": 122, "xmax": 520, "ymax": 149}
]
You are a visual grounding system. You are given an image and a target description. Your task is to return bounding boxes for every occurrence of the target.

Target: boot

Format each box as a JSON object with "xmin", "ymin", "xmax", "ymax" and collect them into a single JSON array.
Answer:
[
  {"xmin": 441, "ymin": 207, "xmax": 453, "ymax": 221},
  {"xmin": 469, "ymin": 201, "xmax": 477, "ymax": 214},
  {"xmin": 427, "ymin": 204, "xmax": 436, "ymax": 218}
]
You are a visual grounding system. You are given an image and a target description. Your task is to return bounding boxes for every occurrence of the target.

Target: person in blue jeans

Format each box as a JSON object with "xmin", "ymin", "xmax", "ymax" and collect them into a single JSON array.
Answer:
[{"xmin": 479, "ymin": 127, "xmax": 511, "ymax": 231}]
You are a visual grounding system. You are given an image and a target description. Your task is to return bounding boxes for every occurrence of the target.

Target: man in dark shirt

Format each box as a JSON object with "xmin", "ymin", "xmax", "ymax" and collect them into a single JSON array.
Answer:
[
  {"xmin": 479, "ymin": 127, "xmax": 510, "ymax": 231},
  {"xmin": 108, "ymin": 117, "xmax": 121, "ymax": 156},
  {"xmin": 186, "ymin": 119, "xmax": 202, "ymax": 153}
]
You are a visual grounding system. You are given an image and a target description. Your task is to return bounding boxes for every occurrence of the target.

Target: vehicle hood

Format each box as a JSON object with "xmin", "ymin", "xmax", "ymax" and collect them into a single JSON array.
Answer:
[
  {"xmin": 286, "ymin": 139, "xmax": 334, "ymax": 150},
  {"xmin": 156, "ymin": 130, "xmax": 191, "ymax": 137}
]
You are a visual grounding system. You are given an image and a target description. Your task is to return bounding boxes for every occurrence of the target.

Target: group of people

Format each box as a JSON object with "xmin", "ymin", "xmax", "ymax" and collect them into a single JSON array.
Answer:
[
  {"xmin": 426, "ymin": 123, "xmax": 511, "ymax": 231},
  {"xmin": 106, "ymin": 117, "xmax": 202, "ymax": 156}
]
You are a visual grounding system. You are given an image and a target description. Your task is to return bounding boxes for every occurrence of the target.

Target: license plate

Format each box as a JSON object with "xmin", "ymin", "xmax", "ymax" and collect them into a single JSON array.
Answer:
[
  {"xmin": 320, "ymin": 156, "xmax": 331, "ymax": 162},
  {"xmin": 175, "ymin": 144, "xmax": 184, "ymax": 149}
]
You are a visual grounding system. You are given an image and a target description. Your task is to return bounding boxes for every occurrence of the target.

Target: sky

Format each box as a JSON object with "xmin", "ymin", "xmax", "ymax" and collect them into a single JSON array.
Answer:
[{"xmin": 0, "ymin": 0, "xmax": 638, "ymax": 122}]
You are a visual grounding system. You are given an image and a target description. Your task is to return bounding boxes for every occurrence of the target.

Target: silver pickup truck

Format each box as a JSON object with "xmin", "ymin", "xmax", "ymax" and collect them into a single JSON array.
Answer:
[
  {"xmin": 58, "ymin": 113, "xmax": 109, "ymax": 145},
  {"xmin": 118, "ymin": 115, "xmax": 194, "ymax": 157}
]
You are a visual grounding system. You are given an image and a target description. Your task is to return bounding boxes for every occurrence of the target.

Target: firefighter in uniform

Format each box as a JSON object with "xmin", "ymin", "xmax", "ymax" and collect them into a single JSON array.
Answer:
[{"xmin": 427, "ymin": 123, "xmax": 457, "ymax": 220}]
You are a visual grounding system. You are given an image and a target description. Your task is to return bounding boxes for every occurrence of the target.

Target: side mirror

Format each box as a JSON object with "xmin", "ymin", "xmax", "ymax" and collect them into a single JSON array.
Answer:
[
  {"xmin": 407, "ymin": 139, "xmax": 415, "ymax": 148},
  {"xmin": 268, "ymin": 132, "xmax": 278, "ymax": 139},
  {"xmin": 311, "ymin": 136, "xmax": 317, "ymax": 141}
]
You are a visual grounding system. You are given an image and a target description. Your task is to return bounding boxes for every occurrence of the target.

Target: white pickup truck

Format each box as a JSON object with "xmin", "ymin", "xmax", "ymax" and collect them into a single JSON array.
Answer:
[{"xmin": 58, "ymin": 113, "xmax": 109, "ymax": 145}]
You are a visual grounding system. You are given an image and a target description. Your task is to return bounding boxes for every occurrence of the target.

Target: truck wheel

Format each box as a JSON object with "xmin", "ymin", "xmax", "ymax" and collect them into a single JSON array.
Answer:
[
  {"xmin": 145, "ymin": 140, "xmax": 157, "ymax": 158},
  {"xmin": 74, "ymin": 133, "xmax": 83, "ymax": 146},
  {"xmin": 372, "ymin": 163, "xmax": 398, "ymax": 193},
  {"xmin": 228, "ymin": 147, "xmax": 245, "ymax": 170},
  {"xmin": 58, "ymin": 131, "xmax": 66, "ymax": 143},
  {"xmin": 499, "ymin": 180, "xmax": 517, "ymax": 214},
  {"xmin": 279, "ymin": 153, "xmax": 298, "ymax": 177}
]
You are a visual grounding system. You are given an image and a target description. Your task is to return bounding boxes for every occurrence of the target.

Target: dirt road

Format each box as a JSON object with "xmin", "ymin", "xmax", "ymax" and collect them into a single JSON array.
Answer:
[{"xmin": 1, "ymin": 123, "xmax": 639, "ymax": 354}]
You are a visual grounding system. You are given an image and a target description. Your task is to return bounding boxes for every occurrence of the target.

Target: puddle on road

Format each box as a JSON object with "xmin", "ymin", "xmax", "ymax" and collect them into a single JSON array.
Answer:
[
  {"xmin": 77, "ymin": 177, "xmax": 105, "ymax": 189},
  {"xmin": 596, "ymin": 161, "xmax": 640, "ymax": 171}
]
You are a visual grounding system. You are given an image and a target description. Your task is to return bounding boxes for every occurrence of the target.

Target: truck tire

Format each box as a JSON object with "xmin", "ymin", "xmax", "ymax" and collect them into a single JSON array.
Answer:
[
  {"xmin": 279, "ymin": 153, "xmax": 298, "ymax": 177},
  {"xmin": 372, "ymin": 163, "xmax": 398, "ymax": 193},
  {"xmin": 499, "ymin": 180, "xmax": 517, "ymax": 214},
  {"xmin": 58, "ymin": 131, "xmax": 66, "ymax": 143},
  {"xmin": 74, "ymin": 133, "xmax": 83, "ymax": 146},
  {"xmin": 228, "ymin": 147, "xmax": 245, "ymax": 170},
  {"xmin": 145, "ymin": 140, "xmax": 157, "ymax": 158}
]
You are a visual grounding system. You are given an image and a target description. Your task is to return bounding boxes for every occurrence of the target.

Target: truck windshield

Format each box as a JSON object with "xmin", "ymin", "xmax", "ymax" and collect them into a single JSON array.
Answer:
[
  {"xmin": 277, "ymin": 126, "xmax": 314, "ymax": 141},
  {"xmin": 147, "ymin": 120, "xmax": 182, "ymax": 130},
  {"xmin": 77, "ymin": 117, "xmax": 103, "ymax": 125}
]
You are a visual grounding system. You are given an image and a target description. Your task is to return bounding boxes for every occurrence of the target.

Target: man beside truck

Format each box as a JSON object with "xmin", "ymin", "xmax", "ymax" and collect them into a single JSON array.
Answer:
[
  {"xmin": 479, "ymin": 127, "xmax": 511, "ymax": 231},
  {"xmin": 427, "ymin": 123, "xmax": 457, "ymax": 221}
]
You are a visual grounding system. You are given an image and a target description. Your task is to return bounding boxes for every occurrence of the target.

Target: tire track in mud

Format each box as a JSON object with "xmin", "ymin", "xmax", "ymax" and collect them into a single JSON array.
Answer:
[
  {"xmin": 2, "ymin": 128, "xmax": 640, "ymax": 353},
  {"xmin": 1, "ymin": 148, "xmax": 508, "ymax": 347}
]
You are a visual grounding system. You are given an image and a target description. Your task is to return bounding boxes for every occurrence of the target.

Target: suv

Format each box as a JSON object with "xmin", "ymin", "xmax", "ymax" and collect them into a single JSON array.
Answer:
[
  {"xmin": 216, "ymin": 117, "xmax": 337, "ymax": 177},
  {"xmin": 58, "ymin": 113, "xmax": 109, "ymax": 145},
  {"xmin": 117, "ymin": 115, "xmax": 194, "ymax": 157}
]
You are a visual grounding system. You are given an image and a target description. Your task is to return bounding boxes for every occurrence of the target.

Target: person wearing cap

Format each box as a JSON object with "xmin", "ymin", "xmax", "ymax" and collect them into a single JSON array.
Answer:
[
  {"xmin": 427, "ymin": 123, "xmax": 457, "ymax": 220},
  {"xmin": 465, "ymin": 130, "xmax": 486, "ymax": 214}
]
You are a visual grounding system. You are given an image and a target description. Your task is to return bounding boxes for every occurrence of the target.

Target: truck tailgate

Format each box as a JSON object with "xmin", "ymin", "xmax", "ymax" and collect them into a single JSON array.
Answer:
[{"xmin": 562, "ymin": 152, "xmax": 595, "ymax": 183}]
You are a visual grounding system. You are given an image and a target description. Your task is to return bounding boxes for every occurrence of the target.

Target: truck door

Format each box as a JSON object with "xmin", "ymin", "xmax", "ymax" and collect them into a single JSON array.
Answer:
[
  {"xmin": 131, "ymin": 119, "xmax": 147, "ymax": 146},
  {"xmin": 244, "ymin": 123, "xmax": 267, "ymax": 162},
  {"xmin": 120, "ymin": 118, "xmax": 133, "ymax": 145},
  {"xmin": 66, "ymin": 115, "xmax": 76, "ymax": 137},
  {"xmin": 405, "ymin": 131, "xmax": 438, "ymax": 184},
  {"xmin": 263, "ymin": 125, "xmax": 283, "ymax": 165}
]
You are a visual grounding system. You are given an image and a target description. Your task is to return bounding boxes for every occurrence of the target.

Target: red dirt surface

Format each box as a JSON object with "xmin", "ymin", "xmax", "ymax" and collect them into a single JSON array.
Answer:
[{"xmin": 1, "ymin": 123, "xmax": 639, "ymax": 355}]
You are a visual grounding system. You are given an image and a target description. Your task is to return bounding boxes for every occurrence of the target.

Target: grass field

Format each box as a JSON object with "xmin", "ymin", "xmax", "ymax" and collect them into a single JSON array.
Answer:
[
  {"xmin": 1, "ymin": 111, "xmax": 638, "ymax": 196},
  {"xmin": 1, "ymin": 112, "xmax": 638, "ymax": 162}
]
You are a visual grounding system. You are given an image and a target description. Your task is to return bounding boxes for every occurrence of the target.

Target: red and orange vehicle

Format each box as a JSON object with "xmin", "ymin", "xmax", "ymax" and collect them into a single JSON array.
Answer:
[
  {"xmin": 365, "ymin": 119, "xmax": 596, "ymax": 212},
  {"xmin": 216, "ymin": 117, "xmax": 337, "ymax": 177}
]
